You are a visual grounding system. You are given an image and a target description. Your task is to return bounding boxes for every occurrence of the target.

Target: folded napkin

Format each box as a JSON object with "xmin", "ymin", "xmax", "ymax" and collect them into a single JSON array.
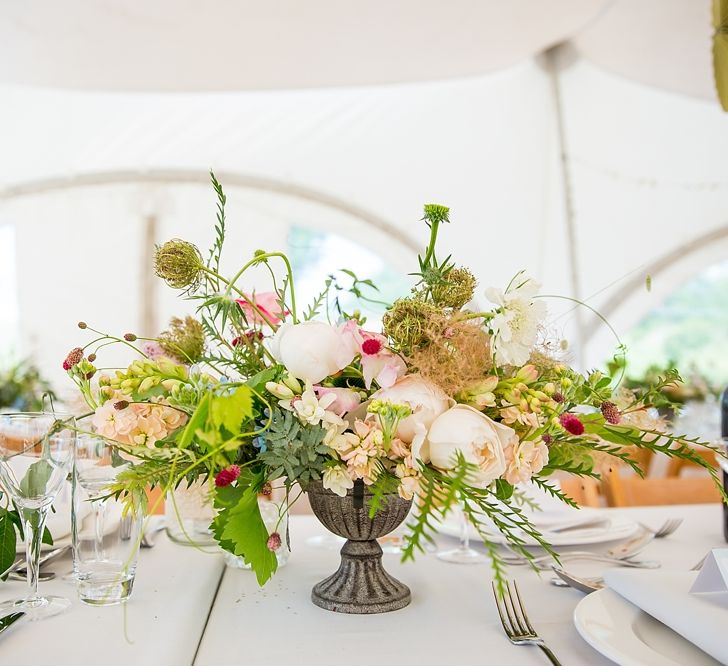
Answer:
[{"xmin": 605, "ymin": 568, "xmax": 728, "ymax": 664}]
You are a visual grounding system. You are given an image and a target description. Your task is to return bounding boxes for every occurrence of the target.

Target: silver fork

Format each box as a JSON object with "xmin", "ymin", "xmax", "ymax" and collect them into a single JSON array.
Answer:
[
  {"xmin": 638, "ymin": 518, "xmax": 683, "ymax": 538},
  {"xmin": 492, "ymin": 580, "xmax": 562, "ymax": 665}
]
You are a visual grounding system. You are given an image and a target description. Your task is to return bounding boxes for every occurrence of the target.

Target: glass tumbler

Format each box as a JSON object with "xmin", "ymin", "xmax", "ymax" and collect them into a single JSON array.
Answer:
[{"xmin": 72, "ymin": 435, "xmax": 143, "ymax": 605}]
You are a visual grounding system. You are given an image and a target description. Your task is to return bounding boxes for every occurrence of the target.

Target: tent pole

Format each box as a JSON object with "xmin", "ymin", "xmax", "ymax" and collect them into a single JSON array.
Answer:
[
  {"xmin": 545, "ymin": 45, "xmax": 585, "ymax": 369},
  {"xmin": 140, "ymin": 212, "xmax": 158, "ymax": 337}
]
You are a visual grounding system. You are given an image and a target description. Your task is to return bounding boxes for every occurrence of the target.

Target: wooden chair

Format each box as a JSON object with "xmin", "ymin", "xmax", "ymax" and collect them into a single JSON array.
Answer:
[
  {"xmin": 666, "ymin": 448, "xmax": 718, "ymax": 477},
  {"xmin": 602, "ymin": 470, "xmax": 721, "ymax": 507},
  {"xmin": 558, "ymin": 476, "xmax": 601, "ymax": 507}
]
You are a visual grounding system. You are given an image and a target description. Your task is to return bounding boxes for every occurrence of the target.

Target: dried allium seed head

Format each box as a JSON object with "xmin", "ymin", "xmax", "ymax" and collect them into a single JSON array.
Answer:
[
  {"xmin": 153, "ymin": 239, "xmax": 204, "ymax": 291},
  {"xmin": 159, "ymin": 316, "xmax": 206, "ymax": 364},
  {"xmin": 382, "ymin": 298, "xmax": 442, "ymax": 355},
  {"xmin": 431, "ymin": 266, "xmax": 477, "ymax": 309}
]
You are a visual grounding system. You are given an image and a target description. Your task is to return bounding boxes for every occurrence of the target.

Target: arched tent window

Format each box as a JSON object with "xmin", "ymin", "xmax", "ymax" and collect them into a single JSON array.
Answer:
[
  {"xmin": 0, "ymin": 225, "xmax": 19, "ymax": 359},
  {"xmin": 0, "ymin": 172, "xmax": 419, "ymax": 390},
  {"xmin": 621, "ymin": 259, "xmax": 728, "ymax": 386}
]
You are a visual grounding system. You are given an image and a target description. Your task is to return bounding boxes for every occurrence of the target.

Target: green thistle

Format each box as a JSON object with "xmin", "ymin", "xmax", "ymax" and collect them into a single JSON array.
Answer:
[
  {"xmin": 431, "ymin": 266, "xmax": 477, "ymax": 309},
  {"xmin": 159, "ymin": 316, "xmax": 206, "ymax": 364},
  {"xmin": 383, "ymin": 298, "xmax": 443, "ymax": 355},
  {"xmin": 154, "ymin": 239, "xmax": 204, "ymax": 291}
]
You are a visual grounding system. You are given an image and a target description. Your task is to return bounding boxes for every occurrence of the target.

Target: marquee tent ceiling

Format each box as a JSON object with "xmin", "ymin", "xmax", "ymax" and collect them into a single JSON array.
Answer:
[
  {"xmin": 0, "ymin": 0, "xmax": 717, "ymax": 101},
  {"xmin": 0, "ymin": 0, "xmax": 726, "ymax": 389}
]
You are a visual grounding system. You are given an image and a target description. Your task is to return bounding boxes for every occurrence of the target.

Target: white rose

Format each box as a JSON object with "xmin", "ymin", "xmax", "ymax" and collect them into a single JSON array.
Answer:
[
  {"xmin": 372, "ymin": 375, "xmax": 452, "ymax": 443},
  {"xmin": 322, "ymin": 465, "xmax": 354, "ymax": 497},
  {"xmin": 270, "ymin": 321, "xmax": 357, "ymax": 384},
  {"xmin": 426, "ymin": 405, "xmax": 515, "ymax": 487}
]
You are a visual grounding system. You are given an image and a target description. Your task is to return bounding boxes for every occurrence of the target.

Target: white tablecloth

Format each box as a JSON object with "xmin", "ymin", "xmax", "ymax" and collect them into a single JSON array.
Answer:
[{"xmin": 3, "ymin": 504, "xmax": 725, "ymax": 665}]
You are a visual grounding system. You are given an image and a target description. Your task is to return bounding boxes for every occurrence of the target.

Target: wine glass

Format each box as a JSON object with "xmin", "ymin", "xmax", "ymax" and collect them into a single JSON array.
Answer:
[
  {"xmin": 437, "ymin": 501, "xmax": 488, "ymax": 564},
  {"xmin": 0, "ymin": 413, "xmax": 75, "ymax": 620}
]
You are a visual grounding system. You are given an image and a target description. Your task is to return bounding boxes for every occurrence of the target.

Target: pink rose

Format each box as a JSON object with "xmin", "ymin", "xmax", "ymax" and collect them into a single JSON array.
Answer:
[{"xmin": 236, "ymin": 291, "xmax": 288, "ymax": 326}]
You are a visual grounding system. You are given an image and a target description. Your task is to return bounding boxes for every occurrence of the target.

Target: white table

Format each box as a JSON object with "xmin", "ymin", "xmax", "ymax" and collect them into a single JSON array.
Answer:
[{"xmin": 4, "ymin": 505, "xmax": 726, "ymax": 665}]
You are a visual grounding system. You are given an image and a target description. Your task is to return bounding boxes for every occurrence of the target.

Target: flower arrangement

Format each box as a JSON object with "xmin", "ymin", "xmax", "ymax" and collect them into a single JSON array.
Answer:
[
  {"xmin": 0, "ymin": 360, "xmax": 55, "ymax": 411},
  {"xmin": 62, "ymin": 174, "xmax": 724, "ymax": 588}
]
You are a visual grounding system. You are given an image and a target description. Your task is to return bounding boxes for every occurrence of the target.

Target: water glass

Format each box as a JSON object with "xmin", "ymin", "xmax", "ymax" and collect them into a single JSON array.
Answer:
[
  {"xmin": 72, "ymin": 435, "xmax": 143, "ymax": 605},
  {"xmin": 0, "ymin": 412, "xmax": 75, "ymax": 620}
]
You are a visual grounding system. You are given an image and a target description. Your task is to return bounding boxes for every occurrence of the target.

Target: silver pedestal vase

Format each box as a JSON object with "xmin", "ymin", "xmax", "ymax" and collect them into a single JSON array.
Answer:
[{"xmin": 307, "ymin": 478, "xmax": 412, "ymax": 614}]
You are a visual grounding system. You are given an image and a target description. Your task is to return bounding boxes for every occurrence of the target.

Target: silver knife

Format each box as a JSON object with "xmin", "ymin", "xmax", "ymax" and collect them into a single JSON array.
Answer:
[{"xmin": 0, "ymin": 612, "xmax": 26, "ymax": 638}]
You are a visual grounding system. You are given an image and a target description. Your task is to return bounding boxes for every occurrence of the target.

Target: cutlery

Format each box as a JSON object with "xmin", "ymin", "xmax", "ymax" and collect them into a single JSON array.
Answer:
[
  {"xmin": 551, "ymin": 567, "xmax": 603, "ymax": 593},
  {"xmin": 638, "ymin": 518, "xmax": 683, "ymax": 538},
  {"xmin": 492, "ymin": 580, "xmax": 562, "ymax": 665},
  {"xmin": 537, "ymin": 517, "xmax": 610, "ymax": 534},
  {"xmin": 0, "ymin": 612, "xmax": 26, "ymax": 638},
  {"xmin": 501, "ymin": 549, "xmax": 658, "ymax": 569},
  {"xmin": 605, "ymin": 528, "xmax": 655, "ymax": 559},
  {"xmin": 141, "ymin": 520, "xmax": 166, "ymax": 548},
  {"xmin": 7, "ymin": 571, "xmax": 55, "ymax": 582},
  {"xmin": 2, "ymin": 545, "xmax": 70, "ymax": 579}
]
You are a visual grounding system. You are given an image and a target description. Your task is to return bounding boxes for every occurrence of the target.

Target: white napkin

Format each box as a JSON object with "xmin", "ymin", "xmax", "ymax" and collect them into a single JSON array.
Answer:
[{"xmin": 605, "ymin": 568, "xmax": 728, "ymax": 664}]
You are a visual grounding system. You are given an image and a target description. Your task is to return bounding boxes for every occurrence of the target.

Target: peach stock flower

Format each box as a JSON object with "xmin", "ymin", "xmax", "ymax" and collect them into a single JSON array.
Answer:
[{"xmin": 503, "ymin": 439, "xmax": 549, "ymax": 485}]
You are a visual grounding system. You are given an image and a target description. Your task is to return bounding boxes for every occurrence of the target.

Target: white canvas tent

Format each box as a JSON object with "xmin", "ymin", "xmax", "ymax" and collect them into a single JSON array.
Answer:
[{"xmin": 1, "ymin": 0, "xmax": 726, "ymax": 391}]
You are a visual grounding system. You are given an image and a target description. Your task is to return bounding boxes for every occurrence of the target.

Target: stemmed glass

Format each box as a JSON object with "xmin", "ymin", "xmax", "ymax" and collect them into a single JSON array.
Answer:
[
  {"xmin": 437, "ymin": 501, "xmax": 488, "ymax": 564},
  {"xmin": 0, "ymin": 413, "xmax": 75, "ymax": 620}
]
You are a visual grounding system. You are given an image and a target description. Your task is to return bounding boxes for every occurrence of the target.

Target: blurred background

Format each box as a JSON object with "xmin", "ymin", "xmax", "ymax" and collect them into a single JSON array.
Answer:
[{"xmin": 1, "ymin": 0, "xmax": 727, "ymax": 461}]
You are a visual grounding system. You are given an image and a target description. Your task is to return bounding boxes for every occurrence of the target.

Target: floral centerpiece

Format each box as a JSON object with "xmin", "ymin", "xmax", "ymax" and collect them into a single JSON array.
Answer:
[{"xmin": 55, "ymin": 175, "xmax": 723, "ymax": 607}]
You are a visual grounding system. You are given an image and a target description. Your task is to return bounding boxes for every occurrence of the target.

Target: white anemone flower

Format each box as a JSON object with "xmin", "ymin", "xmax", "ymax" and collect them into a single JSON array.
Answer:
[{"xmin": 485, "ymin": 272, "xmax": 547, "ymax": 367}]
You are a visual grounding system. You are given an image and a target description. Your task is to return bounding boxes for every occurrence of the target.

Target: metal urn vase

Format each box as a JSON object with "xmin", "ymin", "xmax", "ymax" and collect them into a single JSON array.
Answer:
[{"xmin": 307, "ymin": 479, "xmax": 412, "ymax": 614}]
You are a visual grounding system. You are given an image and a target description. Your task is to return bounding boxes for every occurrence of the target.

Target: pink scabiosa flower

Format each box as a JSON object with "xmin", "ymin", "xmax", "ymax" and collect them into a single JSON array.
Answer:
[
  {"xmin": 63, "ymin": 347, "xmax": 84, "ymax": 371},
  {"xmin": 215, "ymin": 465, "xmax": 241, "ymax": 487},
  {"xmin": 559, "ymin": 413, "xmax": 585, "ymax": 436},
  {"xmin": 600, "ymin": 401, "xmax": 621, "ymax": 425},
  {"xmin": 236, "ymin": 292, "xmax": 288, "ymax": 326},
  {"xmin": 266, "ymin": 532, "xmax": 282, "ymax": 551}
]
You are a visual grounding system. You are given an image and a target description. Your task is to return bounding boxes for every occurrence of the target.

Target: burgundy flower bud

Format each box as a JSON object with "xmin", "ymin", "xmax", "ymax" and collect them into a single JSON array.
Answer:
[
  {"xmin": 123, "ymin": 333, "xmax": 137, "ymax": 342},
  {"xmin": 88, "ymin": 353, "xmax": 97, "ymax": 363},
  {"xmin": 114, "ymin": 400, "xmax": 130, "ymax": 410},
  {"xmin": 541, "ymin": 434, "xmax": 552, "ymax": 444},
  {"xmin": 266, "ymin": 532, "xmax": 281, "ymax": 552},
  {"xmin": 260, "ymin": 482, "xmax": 272, "ymax": 498},
  {"xmin": 63, "ymin": 347, "xmax": 84, "ymax": 370},
  {"xmin": 600, "ymin": 401, "xmax": 621, "ymax": 425},
  {"xmin": 559, "ymin": 413, "xmax": 585, "ymax": 436},
  {"xmin": 214, "ymin": 464, "xmax": 241, "ymax": 488},
  {"xmin": 552, "ymin": 392, "xmax": 565, "ymax": 404}
]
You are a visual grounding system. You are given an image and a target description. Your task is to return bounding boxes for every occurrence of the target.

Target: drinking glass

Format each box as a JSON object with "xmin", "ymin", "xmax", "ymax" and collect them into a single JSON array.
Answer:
[
  {"xmin": 72, "ymin": 434, "xmax": 143, "ymax": 605},
  {"xmin": 437, "ymin": 502, "xmax": 488, "ymax": 564},
  {"xmin": 0, "ymin": 412, "xmax": 75, "ymax": 620}
]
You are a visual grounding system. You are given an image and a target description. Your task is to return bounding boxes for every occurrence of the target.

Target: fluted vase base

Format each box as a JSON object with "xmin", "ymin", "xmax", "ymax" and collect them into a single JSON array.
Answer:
[
  {"xmin": 311, "ymin": 539, "xmax": 411, "ymax": 614},
  {"xmin": 307, "ymin": 479, "xmax": 413, "ymax": 614}
]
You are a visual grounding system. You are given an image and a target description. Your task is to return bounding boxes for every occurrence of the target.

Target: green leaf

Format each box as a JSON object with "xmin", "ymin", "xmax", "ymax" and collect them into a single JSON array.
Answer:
[
  {"xmin": 219, "ymin": 486, "xmax": 277, "ymax": 585},
  {"xmin": 19, "ymin": 459, "xmax": 53, "ymax": 497},
  {"xmin": 0, "ymin": 509, "xmax": 16, "ymax": 578},
  {"xmin": 210, "ymin": 386, "xmax": 253, "ymax": 436},
  {"xmin": 494, "ymin": 479, "xmax": 514, "ymax": 501},
  {"xmin": 178, "ymin": 392, "xmax": 210, "ymax": 449}
]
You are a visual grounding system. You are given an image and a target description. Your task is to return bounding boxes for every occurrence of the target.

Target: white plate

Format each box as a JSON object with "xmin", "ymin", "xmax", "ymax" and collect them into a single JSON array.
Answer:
[
  {"xmin": 574, "ymin": 587, "xmax": 721, "ymax": 665},
  {"xmin": 437, "ymin": 513, "xmax": 639, "ymax": 547}
]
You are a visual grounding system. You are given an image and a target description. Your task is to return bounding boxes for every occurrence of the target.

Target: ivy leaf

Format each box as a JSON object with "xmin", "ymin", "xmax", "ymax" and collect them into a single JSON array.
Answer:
[
  {"xmin": 0, "ymin": 509, "xmax": 17, "ymax": 579},
  {"xmin": 19, "ymin": 459, "xmax": 53, "ymax": 497},
  {"xmin": 494, "ymin": 479, "xmax": 514, "ymax": 501},
  {"xmin": 219, "ymin": 485, "xmax": 277, "ymax": 585},
  {"xmin": 210, "ymin": 386, "xmax": 253, "ymax": 436}
]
